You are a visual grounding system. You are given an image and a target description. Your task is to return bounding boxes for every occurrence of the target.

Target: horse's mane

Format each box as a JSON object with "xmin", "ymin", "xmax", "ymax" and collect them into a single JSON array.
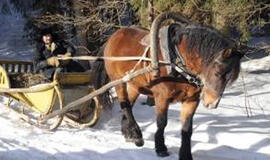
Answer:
[
  {"xmin": 168, "ymin": 23, "xmax": 241, "ymax": 84},
  {"xmin": 168, "ymin": 23, "xmax": 235, "ymax": 65}
]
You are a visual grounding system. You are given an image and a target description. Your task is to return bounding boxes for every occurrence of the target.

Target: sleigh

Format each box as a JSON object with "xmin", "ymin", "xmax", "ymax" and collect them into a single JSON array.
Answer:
[{"xmin": 0, "ymin": 59, "xmax": 101, "ymax": 130}]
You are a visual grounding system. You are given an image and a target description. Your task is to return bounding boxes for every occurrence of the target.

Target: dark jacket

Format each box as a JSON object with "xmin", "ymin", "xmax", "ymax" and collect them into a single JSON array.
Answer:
[
  {"xmin": 34, "ymin": 41, "xmax": 84, "ymax": 78},
  {"xmin": 34, "ymin": 41, "xmax": 75, "ymax": 67}
]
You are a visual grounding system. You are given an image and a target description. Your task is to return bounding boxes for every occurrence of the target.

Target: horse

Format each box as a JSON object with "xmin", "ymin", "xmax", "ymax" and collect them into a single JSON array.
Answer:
[{"xmin": 93, "ymin": 12, "xmax": 244, "ymax": 160}]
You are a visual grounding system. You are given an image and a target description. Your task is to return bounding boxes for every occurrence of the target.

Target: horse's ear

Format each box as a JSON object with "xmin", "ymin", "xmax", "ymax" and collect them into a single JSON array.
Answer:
[{"xmin": 221, "ymin": 48, "xmax": 232, "ymax": 59}]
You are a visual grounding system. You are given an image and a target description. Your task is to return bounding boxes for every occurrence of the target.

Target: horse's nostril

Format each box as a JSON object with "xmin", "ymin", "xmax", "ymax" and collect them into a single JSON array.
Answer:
[
  {"xmin": 208, "ymin": 104, "xmax": 217, "ymax": 109},
  {"xmin": 208, "ymin": 98, "xmax": 221, "ymax": 109},
  {"xmin": 202, "ymin": 100, "xmax": 209, "ymax": 108},
  {"xmin": 202, "ymin": 97, "xmax": 221, "ymax": 109}
]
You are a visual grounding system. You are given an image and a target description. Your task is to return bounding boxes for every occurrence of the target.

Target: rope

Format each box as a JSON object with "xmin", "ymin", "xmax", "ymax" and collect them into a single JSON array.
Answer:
[
  {"xmin": 129, "ymin": 46, "xmax": 150, "ymax": 73},
  {"xmin": 57, "ymin": 55, "xmax": 170, "ymax": 65}
]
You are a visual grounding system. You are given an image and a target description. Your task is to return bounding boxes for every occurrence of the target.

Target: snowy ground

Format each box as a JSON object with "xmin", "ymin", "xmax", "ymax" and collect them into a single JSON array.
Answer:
[
  {"xmin": 0, "ymin": 1, "xmax": 34, "ymax": 61},
  {"xmin": 0, "ymin": 2, "xmax": 269, "ymax": 159},
  {"xmin": 0, "ymin": 55, "xmax": 270, "ymax": 160}
]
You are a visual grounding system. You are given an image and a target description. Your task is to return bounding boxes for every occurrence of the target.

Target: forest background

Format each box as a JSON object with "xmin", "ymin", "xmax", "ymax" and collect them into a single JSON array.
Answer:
[{"xmin": 1, "ymin": 0, "xmax": 270, "ymax": 55}]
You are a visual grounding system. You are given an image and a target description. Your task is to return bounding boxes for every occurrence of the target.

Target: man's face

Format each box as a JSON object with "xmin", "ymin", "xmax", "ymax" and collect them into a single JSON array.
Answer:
[{"xmin": 42, "ymin": 34, "xmax": 52, "ymax": 44}]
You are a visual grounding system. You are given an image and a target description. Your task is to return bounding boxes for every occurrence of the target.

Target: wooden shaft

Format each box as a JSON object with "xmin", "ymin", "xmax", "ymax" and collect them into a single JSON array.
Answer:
[{"xmin": 41, "ymin": 66, "xmax": 153, "ymax": 122}]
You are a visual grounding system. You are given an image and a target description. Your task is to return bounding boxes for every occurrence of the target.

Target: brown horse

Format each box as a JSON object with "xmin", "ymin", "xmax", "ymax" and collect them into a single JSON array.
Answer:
[{"xmin": 93, "ymin": 12, "xmax": 244, "ymax": 160}]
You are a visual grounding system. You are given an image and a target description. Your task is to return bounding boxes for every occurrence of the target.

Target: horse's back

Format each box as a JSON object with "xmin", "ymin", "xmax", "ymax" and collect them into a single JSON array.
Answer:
[
  {"xmin": 104, "ymin": 27, "xmax": 150, "ymax": 80},
  {"xmin": 104, "ymin": 27, "xmax": 149, "ymax": 57}
]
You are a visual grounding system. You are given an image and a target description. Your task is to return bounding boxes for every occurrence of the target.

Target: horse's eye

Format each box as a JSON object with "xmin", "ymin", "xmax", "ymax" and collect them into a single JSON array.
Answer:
[
  {"xmin": 215, "ymin": 71, "xmax": 223, "ymax": 77},
  {"xmin": 216, "ymin": 68, "xmax": 230, "ymax": 78},
  {"xmin": 215, "ymin": 72, "xmax": 220, "ymax": 77}
]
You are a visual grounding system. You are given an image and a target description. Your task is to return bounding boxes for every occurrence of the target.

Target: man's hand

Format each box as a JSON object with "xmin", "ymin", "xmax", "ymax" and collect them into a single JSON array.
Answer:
[
  {"xmin": 46, "ymin": 56, "xmax": 59, "ymax": 67},
  {"xmin": 58, "ymin": 52, "xmax": 72, "ymax": 58},
  {"xmin": 58, "ymin": 52, "xmax": 72, "ymax": 66},
  {"xmin": 64, "ymin": 52, "xmax": 72, "ymax": 57}
]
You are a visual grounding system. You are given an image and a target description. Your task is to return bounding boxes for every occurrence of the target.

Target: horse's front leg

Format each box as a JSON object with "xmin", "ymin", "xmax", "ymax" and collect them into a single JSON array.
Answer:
[
  {"xmin": 116, "ymin": 84, "xmax": 143, "ymax": 146},
  {"xmin": 154, "ymin": 97, "xmax": 170, "ymax": 157},
  {"xmin": 179, "ymin": 100, "xmax": 199, "ymax": 160}
]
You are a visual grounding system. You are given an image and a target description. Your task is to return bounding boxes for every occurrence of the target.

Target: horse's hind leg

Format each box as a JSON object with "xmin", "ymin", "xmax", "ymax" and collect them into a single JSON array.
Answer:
[
  {"xmin": 179, "ymin": 99, "xmax": 199, "ymax": 160},
  {"xmin": 115, "ymin": 83, "xmax": 143, "ymax": 146},
  {"xmin": 154, "ymin": 96, "xmax": 170, "ymax": 157}
]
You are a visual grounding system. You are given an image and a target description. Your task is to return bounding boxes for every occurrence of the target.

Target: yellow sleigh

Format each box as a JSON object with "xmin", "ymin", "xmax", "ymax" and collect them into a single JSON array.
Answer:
[{"xmin": 0, "ymin": 60, "xmax": 102, "ymax": 130}]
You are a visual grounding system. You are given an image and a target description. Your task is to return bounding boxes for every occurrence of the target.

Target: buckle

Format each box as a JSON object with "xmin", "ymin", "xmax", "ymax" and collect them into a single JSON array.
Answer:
[{"xmin": 188, "ymin": 76, "xmax": 201, "ymax": 87}]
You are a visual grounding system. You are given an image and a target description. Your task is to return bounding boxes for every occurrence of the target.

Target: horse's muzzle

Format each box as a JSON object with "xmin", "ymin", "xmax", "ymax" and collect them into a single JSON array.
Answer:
[
  {"xmin": 201, "ymin": 93, "xmax": 221, "ymax": 109},
  {"xmin": 205, "ymin": 97, "xmax": 221, "ymax": 109}
]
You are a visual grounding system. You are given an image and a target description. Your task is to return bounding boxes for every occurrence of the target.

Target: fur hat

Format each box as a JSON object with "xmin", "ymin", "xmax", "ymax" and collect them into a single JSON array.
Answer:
[{"xmin": 40, "ymin": 27, "xmax": 53, "ymax": 36}]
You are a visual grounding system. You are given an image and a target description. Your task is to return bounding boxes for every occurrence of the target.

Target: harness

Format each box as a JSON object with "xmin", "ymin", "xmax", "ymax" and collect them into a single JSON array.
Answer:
[
  {"xmin": 171, "ymin": 50, "xmax": 202, "ymax": 87},
  {"xmin": 140, "ymin": 25, "xmax": 202, "ymax": 87},
  {"xmin": 167, "ymin": 26, "xmax": 203, "ymax": 87}
]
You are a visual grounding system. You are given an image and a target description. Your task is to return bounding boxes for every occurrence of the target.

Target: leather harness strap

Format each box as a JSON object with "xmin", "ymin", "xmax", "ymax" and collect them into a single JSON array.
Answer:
[{"xmin": 167, "ymin": 28, "xmax": 202, "ymax": 87}]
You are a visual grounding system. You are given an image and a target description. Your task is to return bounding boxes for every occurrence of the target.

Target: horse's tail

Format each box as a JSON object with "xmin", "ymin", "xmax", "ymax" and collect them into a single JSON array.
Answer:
[
  {"xmin": 92, "ymin": 45, "xmax": 114, "ymax": 110},
  {"xmin": 150, "ymin": 12, "xmax": 191, "ymax": 77}
]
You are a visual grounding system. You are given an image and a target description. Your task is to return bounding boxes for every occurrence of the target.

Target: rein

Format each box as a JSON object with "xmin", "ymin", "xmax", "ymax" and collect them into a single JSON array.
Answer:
[
  {"xmin": 59, "ymin": 54, "xmax": 202, "ymax": 87},
  {"xmin": 58, "ymin": 49, "xmax": 202, "ymax": 87},
  {"xmin": 57, "ymin": 55, "xmax": 170, "ymax": 65}
]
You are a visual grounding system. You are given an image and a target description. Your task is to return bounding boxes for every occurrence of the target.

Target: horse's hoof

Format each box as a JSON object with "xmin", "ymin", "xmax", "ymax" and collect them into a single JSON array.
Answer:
[
  {"xmin": 179, "ymin": 155, "xmax": 193, "ymax": 160},
  {"xmin": 135, "ymin": 138, "xmax": 144, "ymax": 147},
  {"xmin": 156, "ymin": 151, "xmax": 170, "ymax": 157}
]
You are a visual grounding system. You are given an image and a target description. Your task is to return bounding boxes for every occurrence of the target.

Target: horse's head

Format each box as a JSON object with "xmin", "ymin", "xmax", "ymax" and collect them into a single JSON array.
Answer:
[
  {"xmin": 149, "ymin": 12, "xmax": 245, "ymax": 109},
  {"xmin": 200, "ymin": 48, "xmax": 243, "ymax": 109}
]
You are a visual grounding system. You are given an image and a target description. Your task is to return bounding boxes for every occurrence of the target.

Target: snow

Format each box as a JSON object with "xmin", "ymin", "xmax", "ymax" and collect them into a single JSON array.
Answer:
[
  {"xmin": 0, "ymin": 1, "xmax": 269, "ymax": 159},
  {"xmin": 0, "ymin": 1, "xmax": 34, "ymax": 61},
  {"xmin": 0, "ymin": 56, "xmax": 270, "ymax": 160}
]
